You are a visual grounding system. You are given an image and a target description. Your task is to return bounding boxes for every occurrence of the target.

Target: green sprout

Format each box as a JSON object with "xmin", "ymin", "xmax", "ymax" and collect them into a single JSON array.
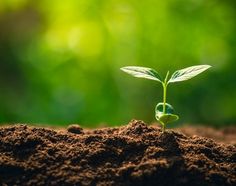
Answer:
[{"xmin": 121, "ymin": 65, "xmax": 211, "ymax": 132}]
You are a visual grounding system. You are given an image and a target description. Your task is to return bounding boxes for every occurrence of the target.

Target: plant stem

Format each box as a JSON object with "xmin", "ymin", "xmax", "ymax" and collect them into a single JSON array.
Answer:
[
  {"xmin": 161, "ymin": 71, "xmax": 169, "ymax": 133},
  {"xmin": 162, "ymin": 83, "xmax": 167, "ymax": 114},
  {"xmin": 161, "ymin": 123, "xmax": 165, "ymax": 133},
  {"xmin": 162, "ymin": 71, "xmax": 169, "ymax": 114}
]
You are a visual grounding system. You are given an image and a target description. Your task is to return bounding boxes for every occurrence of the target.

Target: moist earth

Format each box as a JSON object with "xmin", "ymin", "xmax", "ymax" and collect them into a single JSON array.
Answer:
[{"xmin": 0, "ymin": 120, "xmax": 235, "ymax": 186}]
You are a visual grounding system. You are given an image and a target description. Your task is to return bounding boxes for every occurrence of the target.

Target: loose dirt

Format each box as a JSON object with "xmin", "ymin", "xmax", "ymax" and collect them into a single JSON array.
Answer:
[{"xmin": 0, "ymin": 120, "xmax": 235, "ymax": 186}]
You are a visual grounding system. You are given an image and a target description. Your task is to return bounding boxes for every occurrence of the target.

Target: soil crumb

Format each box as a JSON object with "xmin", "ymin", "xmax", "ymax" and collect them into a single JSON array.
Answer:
[{"xmin": 0, "ymin": 120, "xmax": 235, "ymax": 186}]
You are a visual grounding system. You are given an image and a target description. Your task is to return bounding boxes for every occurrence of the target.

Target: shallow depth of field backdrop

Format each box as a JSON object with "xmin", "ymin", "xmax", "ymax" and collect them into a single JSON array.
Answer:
[{"xmin": 0, "ymin": 0, "xmax": 235, "ymax": 127}]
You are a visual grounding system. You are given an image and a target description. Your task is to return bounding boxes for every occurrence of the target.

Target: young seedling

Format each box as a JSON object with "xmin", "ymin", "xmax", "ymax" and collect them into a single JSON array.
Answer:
[{"xmin": 120, "ymin": 65, "xmax": 211, "ymax": 132}]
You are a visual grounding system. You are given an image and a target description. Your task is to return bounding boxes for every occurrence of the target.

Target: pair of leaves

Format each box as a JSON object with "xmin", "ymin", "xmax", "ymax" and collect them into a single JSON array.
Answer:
[
  {"xmin": 155, "ymin": 103, "xmax": 179, "ymax": 125},
  {"xmin": 120, "ymin": 65, "xmax": 211, "ymax": 84}
]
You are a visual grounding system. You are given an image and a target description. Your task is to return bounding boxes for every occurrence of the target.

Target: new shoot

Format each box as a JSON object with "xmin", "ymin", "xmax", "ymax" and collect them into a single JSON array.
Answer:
[{"xmin": 121, "ymin": 65, "xmax": 211, "ymax": 132}]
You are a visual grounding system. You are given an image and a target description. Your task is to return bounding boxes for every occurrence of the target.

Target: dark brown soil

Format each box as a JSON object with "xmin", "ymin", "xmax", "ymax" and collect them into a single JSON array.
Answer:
[{"xmin": 0, "ymin": 120, "xmax": 235, "ymax": 186}]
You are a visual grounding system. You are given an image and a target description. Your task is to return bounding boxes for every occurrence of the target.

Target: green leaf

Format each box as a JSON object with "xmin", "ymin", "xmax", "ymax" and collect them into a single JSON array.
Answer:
[
  {"xmin": 158, "ymin": 114, "xmax": 179, "ymax": 124},
  {"xmin": 155, "ymin": 102, "xmax": 179, "ymax": 124},
  {"xmin": 120, "ymin": 66, "xmax": 162, "ymax": 83},
  {"xmin": 155, "ymin": 102, "xmax": 174, "ymax": 117},
  {"xmin": 168, "ymin": 65, "xmax": 211, "ymax": 83}
]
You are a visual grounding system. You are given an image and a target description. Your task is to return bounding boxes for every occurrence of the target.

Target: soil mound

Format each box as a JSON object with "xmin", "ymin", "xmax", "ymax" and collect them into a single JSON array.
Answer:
[{"xmin": 0, "ymin": 120, "xmax": 235, "ymax": 186}]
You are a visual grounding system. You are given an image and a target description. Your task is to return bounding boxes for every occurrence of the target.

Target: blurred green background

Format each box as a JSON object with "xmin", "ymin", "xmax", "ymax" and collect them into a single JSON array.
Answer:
[{"xmin": 0, "ymin": 0, "xmax": 235, "ymax": 127}]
